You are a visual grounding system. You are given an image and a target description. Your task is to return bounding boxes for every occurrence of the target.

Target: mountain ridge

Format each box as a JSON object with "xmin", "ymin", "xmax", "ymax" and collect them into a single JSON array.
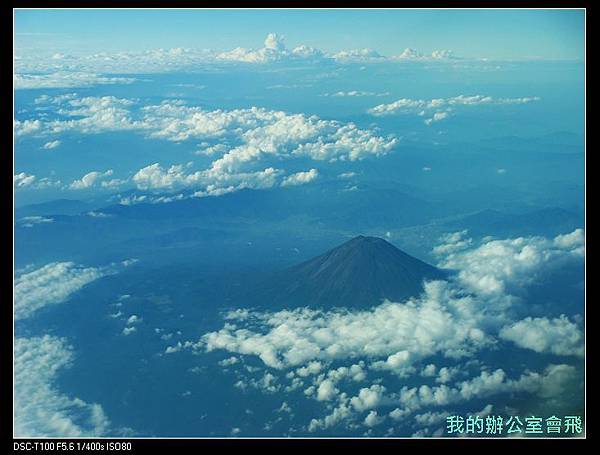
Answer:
[{"xmin": 246, "ymin": 235, "xmax": 446, "ymax": 310}]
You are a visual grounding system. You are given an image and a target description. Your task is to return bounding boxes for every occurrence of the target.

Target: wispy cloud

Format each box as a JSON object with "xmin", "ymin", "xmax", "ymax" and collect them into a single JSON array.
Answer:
[
  {"xmin": 14, "ymin": 72, "xmax": 136, "ymax": 90},
  {"xmin": 14, "ymin": 260, "xmax": 138, "ymax": 320},
  {"xmin": 14, "ymin": 335, "xmax": 113, "ymax": 436},
  {"xmin": 42, "ymin": 139, "xmax": 61, "ymax": 150},
  {"xmin": 368, "ymin": 94, "xmax": 540, "ymax": 125}
]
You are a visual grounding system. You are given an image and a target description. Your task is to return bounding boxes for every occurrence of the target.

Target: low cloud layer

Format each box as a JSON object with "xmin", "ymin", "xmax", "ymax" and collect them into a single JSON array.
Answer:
[
  {"xmin": 16, "ymin": 95, "xmax": 397, "ymax": 199},
  {"xmin": 202, "ymin": 280, "xmax": 488, "ymax": 370}
]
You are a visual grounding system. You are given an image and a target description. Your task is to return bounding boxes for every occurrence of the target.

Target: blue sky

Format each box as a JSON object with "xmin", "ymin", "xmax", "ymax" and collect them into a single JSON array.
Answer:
[{"xmin": 15, "ymin": 9, "xmax": 584, "ymax": 60}]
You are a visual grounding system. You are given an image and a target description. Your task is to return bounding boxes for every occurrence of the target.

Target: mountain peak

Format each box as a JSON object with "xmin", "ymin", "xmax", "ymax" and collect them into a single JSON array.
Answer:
[
  {"xmin": 346, "ymin": 235, "xmax": 391, "ymax": 246},
  {"xmin": 349, "ymin": 234, "xmax": 381, "ymax": 242},
  {"xmin": 251, "ymin": 236, "xmax": 445, "ymax": 310}
]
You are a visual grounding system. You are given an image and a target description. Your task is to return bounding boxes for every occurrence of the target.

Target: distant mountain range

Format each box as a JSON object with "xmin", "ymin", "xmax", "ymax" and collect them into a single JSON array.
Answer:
[
  {"xmin": 442, "ymin": 207, "xmax": 583, "ymax": 238},
  {"xmin": 247, "ymin": 235, "xmax": 445, "ymax": 310},
  {"xmin": 16, "ymin": 184, "xmax": 442, "ymax": 230},
  {"xmin": 15, "ymin": 199, "xmax": 95, "ymax": 218}
]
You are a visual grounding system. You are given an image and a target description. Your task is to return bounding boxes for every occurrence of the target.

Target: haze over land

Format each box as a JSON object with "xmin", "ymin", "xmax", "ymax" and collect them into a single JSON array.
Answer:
[{"xmin": 14, "ymin": 9, "xmax": 585, "ymax": 437}]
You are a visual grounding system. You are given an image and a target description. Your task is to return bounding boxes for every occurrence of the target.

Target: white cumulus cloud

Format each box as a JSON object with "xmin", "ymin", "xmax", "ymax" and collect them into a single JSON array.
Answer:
[
  {"xmin": 281, "ymin": 169, "xmax": 319, "ymax": 187},
  {"xmin": 436, "ymin": 229, "xmax": 584, "ymax": 296},
  {"xmin": 500, "ymin": 315, "xmax": 584, "ymax": 357},
  {"xmin": 69, "ymin": 170, "xmax": 114, "ymax": 190},
  {"xmin": 20, "ymin": 95, "xmax": 397, "ymax": 198}
]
